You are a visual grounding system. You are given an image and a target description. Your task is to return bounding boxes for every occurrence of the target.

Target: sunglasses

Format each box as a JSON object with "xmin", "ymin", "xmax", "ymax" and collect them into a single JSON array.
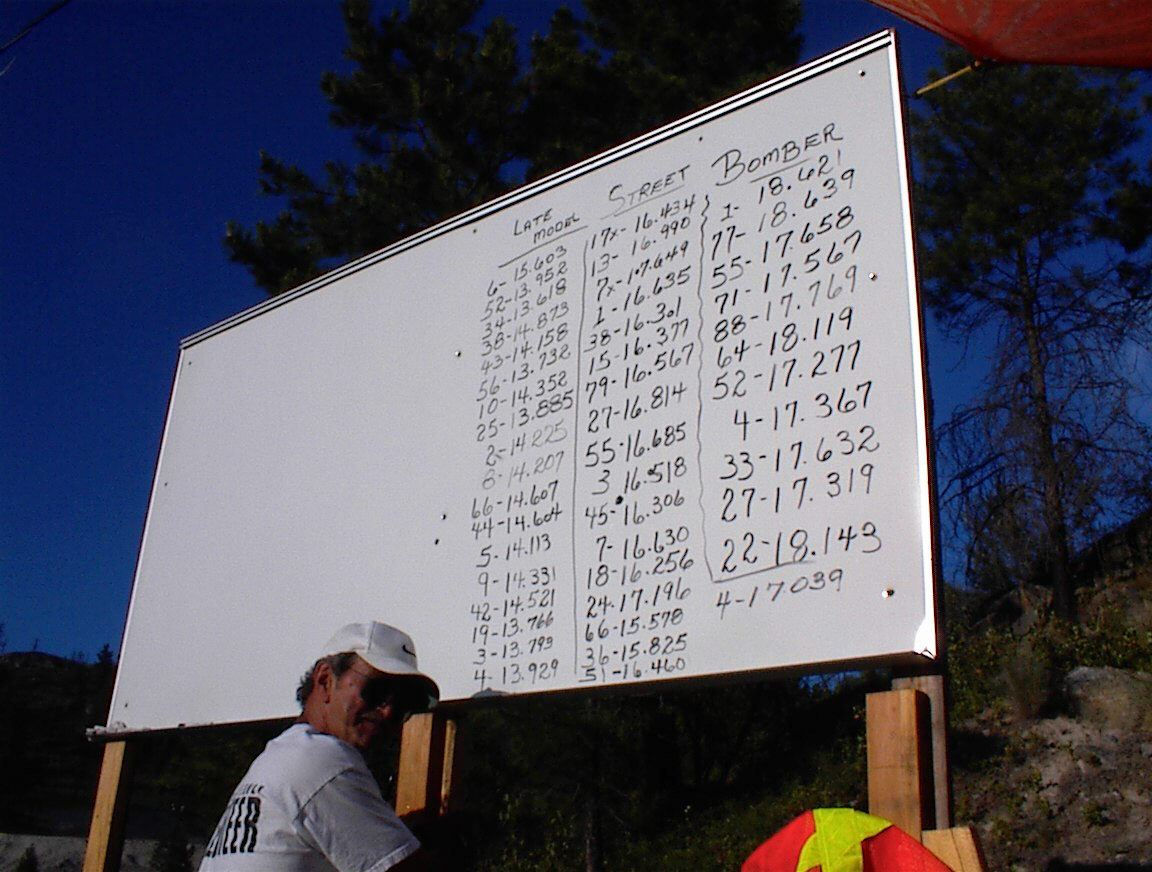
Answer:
[{"xmin": 350, "ymin": 667, "xmax": 424, "ymax": 718}]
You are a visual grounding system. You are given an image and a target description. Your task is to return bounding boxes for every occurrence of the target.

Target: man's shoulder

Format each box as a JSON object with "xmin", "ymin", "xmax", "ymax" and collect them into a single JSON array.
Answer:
[
  {"xmin": 269, "ymin": 723, "xmax": 362, "ymax": 761},
  {"xmin": 252, "ymin": 724, "xmax": 365, "ymax": 785}
]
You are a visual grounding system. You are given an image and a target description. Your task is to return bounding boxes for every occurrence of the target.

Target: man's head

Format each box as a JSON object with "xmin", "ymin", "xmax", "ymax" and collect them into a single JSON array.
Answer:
[{"xmin": 298, "ymin": 622, "xmax": 439, "ymax": 751}]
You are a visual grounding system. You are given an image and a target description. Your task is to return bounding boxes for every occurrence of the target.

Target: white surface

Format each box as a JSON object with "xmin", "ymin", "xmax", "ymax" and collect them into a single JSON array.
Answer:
[{"xmin": 109, "ymin": 32, "xmax": 936, "ymax": 733}]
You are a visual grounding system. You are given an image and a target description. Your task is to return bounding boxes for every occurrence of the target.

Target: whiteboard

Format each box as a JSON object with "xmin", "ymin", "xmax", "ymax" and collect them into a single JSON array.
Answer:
[{"xmin": 107, "ymin": 31, "xmax": 937, "ymax": 734}]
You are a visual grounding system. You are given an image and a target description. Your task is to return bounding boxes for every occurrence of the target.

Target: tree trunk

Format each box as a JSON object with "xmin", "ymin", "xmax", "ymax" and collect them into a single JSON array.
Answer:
[
  {"xmin": 1017, "ymin": 250, "xmax": 1078, "ymax": 622},
  {"xmin": 583, "ymin": 788, "xmax": 603, "ymax": 872},
  {"xmin": 582, "ymin": 714, "xmax": 604, "ymax": 872}
]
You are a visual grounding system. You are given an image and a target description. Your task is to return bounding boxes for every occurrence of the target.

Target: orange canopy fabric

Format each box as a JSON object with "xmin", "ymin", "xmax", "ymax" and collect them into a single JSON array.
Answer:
[
  {"xmin": 742, "ymin": 809, "xmax": 955, "ymax": 872},
  {"xmin": 867, "ymin": 0, "xmax": 1152, "ymax": 68}
]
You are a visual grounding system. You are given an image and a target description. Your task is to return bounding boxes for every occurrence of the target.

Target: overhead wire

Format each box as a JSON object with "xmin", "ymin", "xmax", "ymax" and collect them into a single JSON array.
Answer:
[{"xmin": 1, "ymin": 0, "xmax": 74, "ymax": 57}]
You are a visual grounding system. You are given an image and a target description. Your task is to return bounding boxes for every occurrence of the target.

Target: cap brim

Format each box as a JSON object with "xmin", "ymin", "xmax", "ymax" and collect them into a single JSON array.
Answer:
[
  {"xmin": 391, "ymin": 672, "xmax": 440, "ymax": 712},
  {"xmin": 357, "ymin": 655, "xmax": 439, "ymax": 710}
]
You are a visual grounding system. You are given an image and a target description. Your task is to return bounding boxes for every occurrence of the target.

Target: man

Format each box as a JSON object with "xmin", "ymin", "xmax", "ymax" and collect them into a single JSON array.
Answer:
[{"xmin": 199, "ymin": 621, "xmax": 442, "ymax": 871}]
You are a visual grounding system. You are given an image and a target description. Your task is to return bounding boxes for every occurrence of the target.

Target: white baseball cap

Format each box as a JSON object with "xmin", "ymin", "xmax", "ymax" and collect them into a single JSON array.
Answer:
[{"xmin": 322, "ymin": 621, "xmax": 440, "ymax": 709}]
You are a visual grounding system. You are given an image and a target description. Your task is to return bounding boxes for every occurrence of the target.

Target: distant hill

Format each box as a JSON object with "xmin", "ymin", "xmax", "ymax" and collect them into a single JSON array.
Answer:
[
  {"xmin": 0, "ymin": 650, "xmax": 280, "ymax": 840},
  {"xmin": 0, "ymin": 651, "xmax": 115, "ymax": 834}
]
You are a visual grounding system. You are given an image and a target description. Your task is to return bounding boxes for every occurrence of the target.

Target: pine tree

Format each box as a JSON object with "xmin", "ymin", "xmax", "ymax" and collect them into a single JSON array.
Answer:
[
  {"xmin": 911, "ymin": 54, "xmax": 1152, "ymax": 620},
  {"xmin": 225, "ymin": 0, "xmax": 802, "ymax": 295}
]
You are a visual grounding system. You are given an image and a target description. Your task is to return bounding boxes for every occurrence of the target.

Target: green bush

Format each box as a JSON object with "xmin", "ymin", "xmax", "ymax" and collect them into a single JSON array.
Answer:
[
  {"xmin": 947, "ymin": 625, "xmax": 1015, "ymax": 722},
  {"xmin": 946, "ymin": 594, "xmax": 1152, "ymax": 726}
]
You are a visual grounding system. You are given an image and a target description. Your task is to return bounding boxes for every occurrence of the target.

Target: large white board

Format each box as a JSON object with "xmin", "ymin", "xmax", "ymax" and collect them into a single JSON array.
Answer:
[{"xmin": 107, "ymin": 32, "xmax": 937, "ymax": 734}]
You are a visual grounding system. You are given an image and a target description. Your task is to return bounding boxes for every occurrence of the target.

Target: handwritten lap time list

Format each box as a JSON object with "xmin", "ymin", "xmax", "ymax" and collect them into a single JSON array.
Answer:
[{"xmin": 460, "ymin": 34, "xmax": 935, "ymax": 697}]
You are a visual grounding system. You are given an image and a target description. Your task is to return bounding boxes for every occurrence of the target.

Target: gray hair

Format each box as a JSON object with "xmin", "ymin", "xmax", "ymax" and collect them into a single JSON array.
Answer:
[{"xmin": 295, "ymin": 652, "xmax": 358, "ymax": 707}]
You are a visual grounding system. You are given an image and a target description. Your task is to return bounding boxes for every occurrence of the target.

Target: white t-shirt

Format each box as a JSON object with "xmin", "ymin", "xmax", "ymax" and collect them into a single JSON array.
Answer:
[{"xmin": 199, "ymin": 724, "xmax": 420, "ymax": 872}]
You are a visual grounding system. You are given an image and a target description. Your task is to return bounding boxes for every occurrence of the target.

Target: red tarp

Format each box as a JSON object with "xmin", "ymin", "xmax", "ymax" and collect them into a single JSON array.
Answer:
[{"xmin": 867, "ymin": 0, "xmax": 1152, "ymax": 68}]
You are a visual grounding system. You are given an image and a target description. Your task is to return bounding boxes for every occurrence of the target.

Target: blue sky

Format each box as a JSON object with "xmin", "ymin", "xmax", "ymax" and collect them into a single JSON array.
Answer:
[{"xmin": 0, "ymin": 0, "xmax": 951, "ymax": 660}]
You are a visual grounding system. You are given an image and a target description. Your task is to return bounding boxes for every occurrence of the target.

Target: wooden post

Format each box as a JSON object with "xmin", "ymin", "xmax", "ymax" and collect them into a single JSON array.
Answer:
[
  {"xmin": 83, "ymin": 740, "xmax": 134, "ymax": 872},
  {"xmin": 866, "ymin": 688, "xmax": 933, "ymax": 840},
  {"xmin": 922, "ymin": 827, "xmax": 988, "ymax": 871},
  {"xmin": 395, "ymin": 712, "xmax": 456, "ymax": 818},
  {"xmin": 892, "ymin": 673, "xmax": 952, "ymax": 829}
]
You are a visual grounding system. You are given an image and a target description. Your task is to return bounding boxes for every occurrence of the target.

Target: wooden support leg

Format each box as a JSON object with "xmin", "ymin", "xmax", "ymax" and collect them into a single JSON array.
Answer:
[
  {"xmin": 395, "ymin": 712, "xmax": 456, "ymax": 818},
  {"xmin": 922, "ymin": 826, "xmax": 988, "ymax": 872},
  {"xmin": 892, "ymin": 673, "xmax": 952, "ymax": 829},
  {"xmin": 866, "ymin": 688, "xmax": 934, "ymax": 840},
  {"xmin": 83, "ymin": 740, "xmax": 134, "ymax": 872}
]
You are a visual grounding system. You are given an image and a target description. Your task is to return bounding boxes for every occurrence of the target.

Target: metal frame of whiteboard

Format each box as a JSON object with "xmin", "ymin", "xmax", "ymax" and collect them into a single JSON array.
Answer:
[{"xmin": 108, "ymin": 31, "xmax": 936, "ymax": 735}]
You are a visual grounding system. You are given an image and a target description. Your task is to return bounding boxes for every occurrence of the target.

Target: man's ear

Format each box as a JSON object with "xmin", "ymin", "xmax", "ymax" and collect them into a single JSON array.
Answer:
[{"xmin": 312, "ymin": 660, "xmax": 336, "ymax": 701}]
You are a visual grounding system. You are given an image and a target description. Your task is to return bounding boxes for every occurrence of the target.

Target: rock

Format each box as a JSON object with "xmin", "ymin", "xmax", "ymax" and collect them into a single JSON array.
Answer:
[{"xmin": 1064, "ymin": 666, "xmax": 1152, "ymax": 732}]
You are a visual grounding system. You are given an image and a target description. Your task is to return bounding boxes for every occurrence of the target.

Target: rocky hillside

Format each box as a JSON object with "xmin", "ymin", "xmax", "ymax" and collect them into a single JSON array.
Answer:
[
  {"xmin": 949, "ymin": 565, "xmax": 1152, "ymax": 870},
  {"xmin": 956, "ymin": 671, "xmax": 1152, "ymax": 869}
]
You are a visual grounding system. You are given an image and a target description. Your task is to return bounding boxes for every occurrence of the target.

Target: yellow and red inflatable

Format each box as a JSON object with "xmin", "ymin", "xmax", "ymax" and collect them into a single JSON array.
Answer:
[{"xmin": 742, "ymin": 808, "xmax": 953, "ymax": 872}]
